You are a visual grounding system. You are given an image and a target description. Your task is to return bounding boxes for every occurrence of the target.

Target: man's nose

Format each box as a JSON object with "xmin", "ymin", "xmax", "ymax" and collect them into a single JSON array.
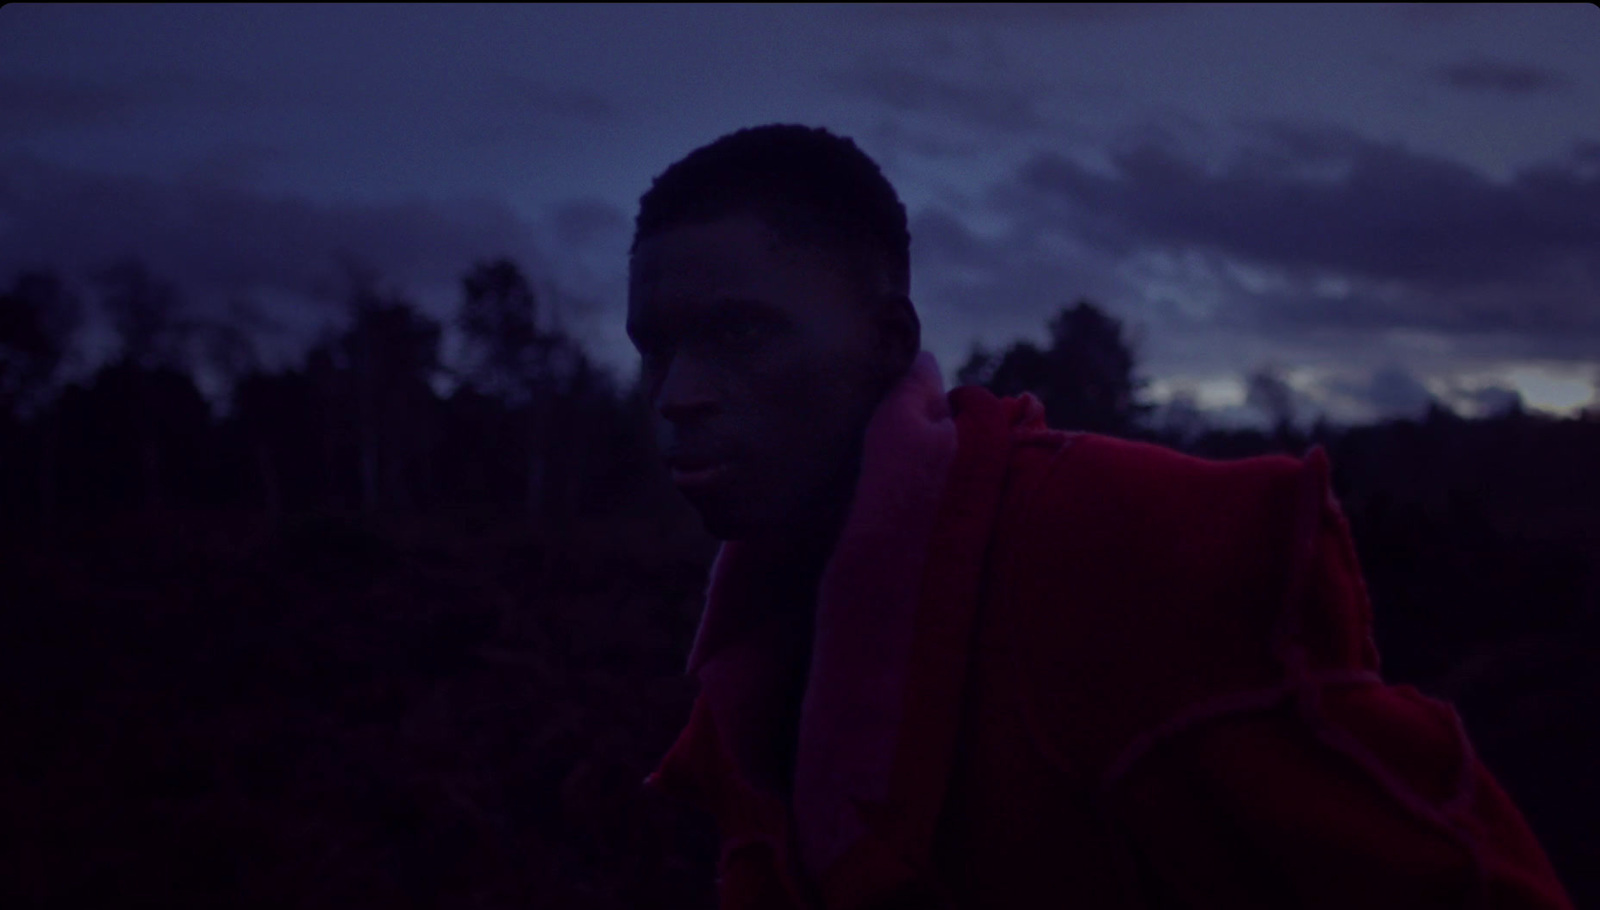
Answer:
[{"xmin": 655, "ymin": 356, "xmax": 722, "ymax": 426}]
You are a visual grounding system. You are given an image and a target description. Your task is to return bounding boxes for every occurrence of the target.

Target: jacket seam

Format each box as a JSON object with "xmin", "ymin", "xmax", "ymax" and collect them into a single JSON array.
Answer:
[
  {"xmin": 1007, "ymin": 431, "xmax": 1092, "ymax": 787},
  {"xmin": 1032, "ymin": 446, "xmax": 1490, "ymax": 907},
  {"xmin": 1098, "ymin": 669, "xmax": 1385, "ymax": 789},
  {"xmin": 1278, "ymin": 450, "xmax": 1490, "ymax": 908}
]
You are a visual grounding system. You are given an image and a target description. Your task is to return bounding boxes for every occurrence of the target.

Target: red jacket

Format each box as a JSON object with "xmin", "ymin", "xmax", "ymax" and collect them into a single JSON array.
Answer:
[{"xmin": 644, "ymin": 353, "xmax": 1572, "ymax": 909}]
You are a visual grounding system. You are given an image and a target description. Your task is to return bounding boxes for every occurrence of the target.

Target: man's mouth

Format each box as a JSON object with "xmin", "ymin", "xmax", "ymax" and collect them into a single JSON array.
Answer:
[
  {"xmin": 665, "ymin": 452, "xmax": 735, "ymax": 490},
  {"xmin": 670, "ymin": 462, "xmax": 731, "ymax": 489}
]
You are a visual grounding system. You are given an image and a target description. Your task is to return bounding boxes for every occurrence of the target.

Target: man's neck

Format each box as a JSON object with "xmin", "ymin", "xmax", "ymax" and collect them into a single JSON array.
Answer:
[
  {"xmin": 786, "ymin": 487, "xmax": 853, "ymax": 585},
  {"xmin": 737, "ymin": 432, "xmax": 868, "ymax": 634}
]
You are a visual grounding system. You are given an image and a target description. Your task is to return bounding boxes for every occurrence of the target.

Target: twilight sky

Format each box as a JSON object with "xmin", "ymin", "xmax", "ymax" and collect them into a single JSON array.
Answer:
[{"xmin": 3, "ymin": 3, "xmax": 1598, "ymax": 425}]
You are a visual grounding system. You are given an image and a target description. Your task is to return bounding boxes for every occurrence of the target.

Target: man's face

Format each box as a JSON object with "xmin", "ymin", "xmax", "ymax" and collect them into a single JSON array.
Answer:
[{"xmin": 627, "ymin": 213, "xmax": 895, "ymax": 543}]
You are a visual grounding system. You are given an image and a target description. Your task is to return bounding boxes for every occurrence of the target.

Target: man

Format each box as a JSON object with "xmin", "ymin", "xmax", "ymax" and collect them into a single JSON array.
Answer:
[{"xmin": 631, "ymin": 125, "xmax": 1572, "ymax": 909}]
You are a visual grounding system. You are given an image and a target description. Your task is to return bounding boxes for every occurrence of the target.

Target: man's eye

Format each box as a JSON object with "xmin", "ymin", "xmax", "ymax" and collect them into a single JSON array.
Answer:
[{"xmin": 719, "ymin": 320, "xmax": 761, "ymax": 344}]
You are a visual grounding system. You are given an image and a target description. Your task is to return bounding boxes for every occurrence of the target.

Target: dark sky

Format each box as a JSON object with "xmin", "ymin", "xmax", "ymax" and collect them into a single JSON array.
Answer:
[{"xmin": 3, "ymin": 3, "xmax": 1598, "ymax": 425}]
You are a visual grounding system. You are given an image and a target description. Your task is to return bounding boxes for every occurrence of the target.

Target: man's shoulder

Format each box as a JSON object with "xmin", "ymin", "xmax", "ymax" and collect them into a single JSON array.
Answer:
[
  {"xmin": 986, "ymin": 432, "xmax": 1343, "ymax": 776},
  {"xmin": 999, "ymin": 430, "xmax": 1310, "ymax": 546},
  {"xmin": 946, "ymin": 387, "xmax": 1317, "ymax": 595}
]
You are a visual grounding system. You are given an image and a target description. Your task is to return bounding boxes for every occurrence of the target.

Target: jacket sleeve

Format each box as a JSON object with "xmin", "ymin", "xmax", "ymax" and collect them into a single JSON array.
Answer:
[
  {"xmin": 1106, "ymin": 453, "xmax": 1574, "ymax": 910},
  {"xmin": 1111, "ymin": 684, "xmax": 1574, "ymax": 909}
]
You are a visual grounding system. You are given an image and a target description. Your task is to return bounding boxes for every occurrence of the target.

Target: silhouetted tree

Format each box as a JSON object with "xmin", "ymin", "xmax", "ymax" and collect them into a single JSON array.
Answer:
[
  {"xmin": 1308, "ymin": 414, "xmax": 1338, "ymax": 452},
  {"xmin": 98, "ymin": 260, "xmax": 192, "ymax": 371},
  {"xmin": 954, "ymin": 341, "xmax": 998, "ymax": 388},
  {"xmin": 982, "ymin": 340, "xmax": 1049, "ymax": 403},
  {"xmin": 1246, "ymin": 363, "xmax": 1302, "ymax": 450},
  {"xmin": 1041, "ymin": 301, "xmax": 1151, "ymax": 433},
  {"xmin": 1156, "ymin": 389, "xmax": 1207, "ymax": 449},
  {"xmin": 0, "ymin": 270, "xmax": 82, "ymax": 526},
  {"xmin": 457, "ymin": 258, "xmax": 595, "ymax": 523},
  {"xmin": 231, "ymin": 367, "xmax": 318, "ymax": 516},
  {"xmin": 1423, "ymin": 400, "xmax": 1464, "ymax": 428},
  {"xmin": 187, "ymin": 301, "xmax": 269, "ymax": 512},
  {"xmin": 0, "ymin": 270, "xmax": 80, "ymax": 417},
  {"xmin": 96, "ymin": 259, "xmax": 195, "ymax": 510},
  {"xmin": 545, "ymin": 351, "xmax": 624, "ymax": 525},
  {"xmin": 196, "ymin": 298, "xmax": 268, "ymax": 414},
  {"xmin": 336, "ymin": 268, "xmax": 444, "ymax": 512},
  {"xmin": 957, "ymin": 300, "xmax": 1150, "ymax": 436},
  {"xmin": 52, "ymin": 360, "xmax": 213, "ymax": 513},
  {"xmin": 459, "ymin": 259, "xmax": 548, "ymax": 404}
]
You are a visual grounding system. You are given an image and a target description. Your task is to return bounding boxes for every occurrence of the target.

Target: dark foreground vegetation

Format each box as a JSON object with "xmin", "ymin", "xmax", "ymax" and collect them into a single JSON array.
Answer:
[{"xmin": 2, "ymin": 262, "xmax": 1596, "ymax": 907}]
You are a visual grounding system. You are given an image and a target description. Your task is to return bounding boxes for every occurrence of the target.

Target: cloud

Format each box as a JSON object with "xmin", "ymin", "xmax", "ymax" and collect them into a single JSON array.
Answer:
[
  {"xmin": 0, "ymin": 72, "xmax": 132, "ymax": 131},
  {"xmin": 992, "ymin": 124, "xmax": 1600, "ymax": 358},
  {"xmin": 828, "ymin": 63, "xmax": 1046, "ymax": 133},
  {"xmin": 551, "ymin": 198, "xmax": 629, "ymax": 251},
  {"xmin": 911, "ymin": 207, "xmax": 998, "ymax": 272},
  {"xmin": 904, "ymin": 202, "xmax": 1150, "ymax": 383},
  {"xmin": 861, "ymin": 119, "xmax": 985, "ymax": 164},
  {"xmin": 544, "ymin": 198, "xmax": 632, "ymax": 332},
  {"xmin": 1571, "ymin": 140, "xmax": 1600, "ymax": 168},
  {"xmin": 1435, "ymin": 58, "xmax": 1575, "ymax": 95},
  {"xmin": 891, "ymin": 122, "xmax": 1600, "ymax": 391},
  {"xmin": 458, "ymin": 70, "xmax": 620, "ymax": 148},
  {"xmin": 0, "ymin": 68, "xmax": 260, "ymax": 133},
  {"xmin": 179, "ymin": 143, "xmax": 284, "ymax": 188},
  {"xmin": 1392, "ymin": 4, "xmax": 1482, "ymax": 27},
  {"xmin": 858, "ymin": 3, "xmax": 1176, "ymax": 26},
  {"xmin": 480, "ymin": 69, "xmax": 617, "ymax": 122},
  {"xmin": 1319, "ymin": 363, "xmax": 1437, "ymax": 422},
  {"xmin": 1015, "ymin": 124, "xmax": 1600, "ymax": 289},
  {"xmin": 0, "ymin": 153, "xmax": 539, "ymax": 315},
  {"xmin": 1455, "ymin": 385, "xmax": 1523, "ymax": 417}
]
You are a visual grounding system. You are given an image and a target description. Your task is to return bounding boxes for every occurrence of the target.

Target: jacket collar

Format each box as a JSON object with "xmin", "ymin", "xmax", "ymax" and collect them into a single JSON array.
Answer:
[{"xmin": 666, "ymin": 354, "xmax": 1046, "ymax": 906}]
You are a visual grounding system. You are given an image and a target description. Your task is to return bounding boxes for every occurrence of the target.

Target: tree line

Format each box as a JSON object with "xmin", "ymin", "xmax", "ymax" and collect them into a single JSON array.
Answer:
[
  {"xmin": 0, "ymin": 258, "xmax": 662, "ymax": 531},
  {"xmin": 0, "ymin": 258, "xmax": 1206, "ymax": 530},
  {"xmin": 2, "ymin": 256, "xmax": 1597, "ymax": 542}
]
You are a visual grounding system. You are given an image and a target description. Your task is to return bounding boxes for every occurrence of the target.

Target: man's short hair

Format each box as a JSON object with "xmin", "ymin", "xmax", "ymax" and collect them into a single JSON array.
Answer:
[{"xmin": 631, "ymin": 124, "xmax": 911, "ymax": 300}]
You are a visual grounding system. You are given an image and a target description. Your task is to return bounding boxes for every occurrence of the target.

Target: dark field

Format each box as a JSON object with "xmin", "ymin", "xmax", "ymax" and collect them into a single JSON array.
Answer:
[
  {"xmin": 3, "ymin": 276, "xmax": 1597, "ymax": 907},
  {"xmin": 2, "ymin": 508, "xmax": 721, "ymax": 909},
  {"xmin": 4, "ymin": 413, "xmax": 1598, "ymax": 909}
]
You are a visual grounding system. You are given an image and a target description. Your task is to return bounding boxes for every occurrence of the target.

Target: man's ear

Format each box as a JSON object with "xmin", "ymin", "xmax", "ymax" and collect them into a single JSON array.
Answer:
[{"xmin": 871, "ymin": 292, "xmax": 921, "ymax": 375}]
